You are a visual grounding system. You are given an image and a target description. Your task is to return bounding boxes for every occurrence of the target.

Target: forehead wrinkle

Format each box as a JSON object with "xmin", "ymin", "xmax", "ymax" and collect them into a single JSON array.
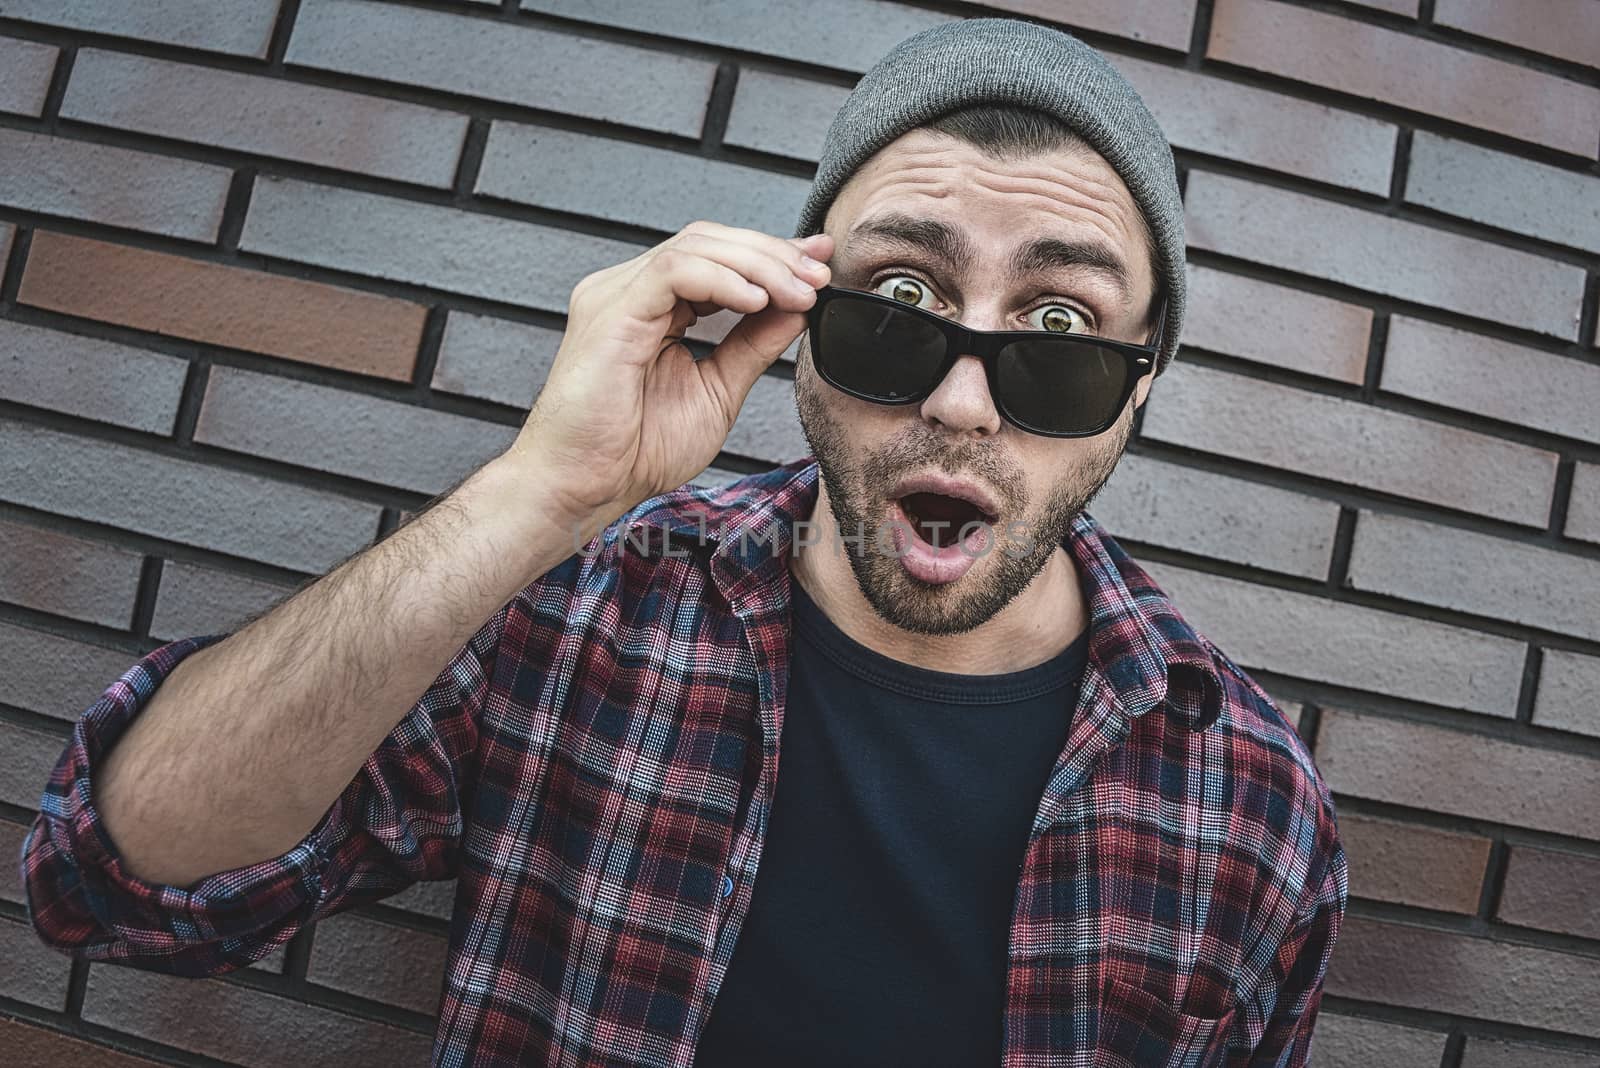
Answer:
[{"xmin": 843, "ymin": 211, "xmax": 976, "ymax": 269}]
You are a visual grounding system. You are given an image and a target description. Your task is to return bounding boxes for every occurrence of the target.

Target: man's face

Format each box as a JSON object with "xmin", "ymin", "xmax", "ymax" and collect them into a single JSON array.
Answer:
[{"xmin": 794, "ymin": 128, "xmax": 1160, "ymax": 636}]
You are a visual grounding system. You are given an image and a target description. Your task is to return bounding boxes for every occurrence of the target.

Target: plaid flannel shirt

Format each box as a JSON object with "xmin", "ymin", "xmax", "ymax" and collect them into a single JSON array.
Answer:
[{"xmin": 21, "ymin": 457, "xmax": 1345, "ymax": 1067}]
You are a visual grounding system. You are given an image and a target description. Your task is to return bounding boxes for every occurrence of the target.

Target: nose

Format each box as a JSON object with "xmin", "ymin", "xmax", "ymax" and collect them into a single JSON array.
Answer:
[{"xmin": 918, "ymin": 349, "xmax": 1003, "ymax": 439}]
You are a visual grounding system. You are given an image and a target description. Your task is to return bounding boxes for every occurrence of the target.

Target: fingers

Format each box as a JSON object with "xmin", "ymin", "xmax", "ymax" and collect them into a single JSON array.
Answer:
[{"xmin": 664, "ymin": 231, "xmax": 830, "ymax": 314}]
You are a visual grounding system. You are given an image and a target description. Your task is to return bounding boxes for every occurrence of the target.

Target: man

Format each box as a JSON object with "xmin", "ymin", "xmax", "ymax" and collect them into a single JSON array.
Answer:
[{"xmin": 21, "ymin": 16, "xmax": 1345, "ymax": 1067}]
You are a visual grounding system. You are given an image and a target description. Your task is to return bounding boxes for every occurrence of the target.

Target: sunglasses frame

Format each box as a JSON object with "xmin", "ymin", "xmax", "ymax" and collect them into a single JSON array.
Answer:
[{"xmin": 804, "ymin": 283, "xmax": 1166, "ymax": 438}]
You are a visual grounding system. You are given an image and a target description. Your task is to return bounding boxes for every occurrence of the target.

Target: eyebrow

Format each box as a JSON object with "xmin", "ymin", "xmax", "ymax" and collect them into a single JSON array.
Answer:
[{"xmin": 843, "ymin": 211, "xmax": 1133, "ymax": 305}]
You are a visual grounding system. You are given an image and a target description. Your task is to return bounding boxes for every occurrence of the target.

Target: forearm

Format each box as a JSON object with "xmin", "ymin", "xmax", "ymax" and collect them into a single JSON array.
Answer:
[{"xmin": 95, "ymin": 453, "xmax": 608, "ymax": 887}]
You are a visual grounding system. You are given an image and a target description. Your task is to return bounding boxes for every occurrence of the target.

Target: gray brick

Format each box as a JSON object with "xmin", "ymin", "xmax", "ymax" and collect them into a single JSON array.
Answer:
[
  {"xmin": 150, "ymin": 559, "xmax": 296, "ymax": 641},
  {"xmin": 1498, "ymin": 845, "xmax": 1600, "ymax": 941},
  {"xmin": 0, "ymin": 517, "xmax": 142, "ymax": 629},
  {"xmin": 0, "ymin": 720, "xmax": 67, "ymax": 809},
  {"xmin": 1344, "ymin": 0, "xmax": 1419, "ymax": 12},
  {"xmin": 1382, "ymin": 317, "xmax": 1600, "ymax": 444},
  {"xmin": 307, "ymin": 914, "xmax": 448, "ymax": 1016},
  {"xmin": 82, "ymin": 963, "xmax": 436, "ymax": 1067},
  {"xmin": 195, "ymin": 366, "xmax": 514, "ymax": 496},
  {"xmin": 0, "ymin": 222, "xmax": 12, "ymax": 267},
  {"xmin": 0, "ymin": 621, "xmax": 138, "ymax": 722},
  {"xmin": 382, "ymin": 878, "xmax": 457, "ymax": 922},
  {"xmin": 0, "ymin": 419, "xmax": 380, "ymax": 573},
  {"xmin": 287, "ymin": 0, "xmax": 716, "ymax": 138},
  {"xmin": 1312, "ymin": 1014, "xmax": 1445, "ymax": 1068},
  {"xmin": 1434, "ymin": 0, "xmax": 1600, "ymax": 71},
  {"xmin": 1566, "ymin": 462, "xmax": 1600, "ymax": 545},
  {"xmin": 1317, "ymin": 708, "xmax": 1600, "ymax": 841},
  {"xmin": 1180, "ymin": 266, "xmax": 1371, "ymax": 384},
  {"xmin": 62, "ymin": 49, "xmax": 469, "ymax": 189},
  {"xmin": 1091, "ymin": 453, "xmax": 1340, "ymax": 580},
  {"xmin": 1114, "ymin": 54, "xmax": 1396, "ymax": 195},
  {"xmin": 0, "ymin": 319, "xmax": 188, "ymax": 434},
  {"xmin": 723, "ymin": 69, "xmax": 849, "ymax": 162},
  {"xmin": 240, "ymin": 176, "xmax": 640, "ymax": 311},
  {"xmin": 1141, "ymin": 362, "xmax": 1559, "ymax": 528},
  {"xmin": 1, "ymin": 817, "xmax": 29, "ymax": 904},
  {"xmin": 1348, "ymin": 510, "xmax": 1600, "ymax": 642},
  {"xmin": 477, "ymin": 122, "xmax": 812, "ymax": 236},
  {"xmin": 1142, "ymin": 562, "xmax": 1526, "ymax": 717},
  {"xmin": 0, "ymin": 128, "xmax": 230, "ymax": 242},
  {"xmin": 0, "ymin": 915, "xmax": 70, "ymax": 1011},
  {"xmin": 1186, "ymin": 171, "xmax": 1587, "ymax": 341},
  {"xmin": 1327, "ymin": 916, "xmax": 1600, "ymax": 1038},
  {"xmin": 432, "ymin": 312, "xmax": 561, "ymax": 408},
  {"xmin": 688, "ymin": 465, "xmax": 749, "ymax": 489},
  {"xmin": 1209, "ymin": 0, "xmax": 1600, "ymax": 157},
  {"xmin": 0, "ymin": 0, "xmax": 280, "ymax": 58},
  {"xmin": 1406, "ymin": 132, "xmax": 1600, "ymax": 256},
  {"xmin": 521, "ymin": 0, "xmax": 954, "ymax": 73},
  {"xmin": 0, "ymin": 36, "xmax": 57, "ymax": 117},
  {"xmin": 722, "ymin": 373, "xmax": 806, "ymax": 464},
  {"xmin": 1462, "ymin": 1037, "xmax": 1600, "ymax": 1068},
  {"xmin": 1534, "ymin": 649, "xmax": 1600, "ymax": 739}
]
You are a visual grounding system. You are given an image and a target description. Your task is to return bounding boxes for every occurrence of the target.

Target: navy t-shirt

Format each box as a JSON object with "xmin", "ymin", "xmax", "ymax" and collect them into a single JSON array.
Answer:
[{"xmin": 694, "ymin": 578, "xmax": 1088, "ymax": 1065}]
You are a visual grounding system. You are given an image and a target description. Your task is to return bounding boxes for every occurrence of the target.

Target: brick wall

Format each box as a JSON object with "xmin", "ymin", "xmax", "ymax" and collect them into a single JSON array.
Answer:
[{"xmin": 1, "ymin": 0, "xmax": 1596, "ymax": 1064}]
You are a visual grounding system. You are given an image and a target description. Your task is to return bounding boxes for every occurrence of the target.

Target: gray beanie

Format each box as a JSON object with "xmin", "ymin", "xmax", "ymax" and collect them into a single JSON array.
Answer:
[{"xmin": 793, "ymin": 17, "xmax": 1185, "ymax": 376}]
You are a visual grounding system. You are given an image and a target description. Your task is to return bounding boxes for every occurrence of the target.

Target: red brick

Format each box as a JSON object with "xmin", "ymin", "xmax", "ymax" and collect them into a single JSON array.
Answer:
[
  {"xmin": 1339, "ymin": 813, "xmax": 1490, "ymax": 913},
  {"xmin": 0, "ymin": 128, "xmax": 230, "ymax": 242},
  {"xmin": 1461, "ymin": 1037, "xmax": 1600, "ymax": 1068},
  {"xmin": 1142, "ymin": 563, "xmax": 1526, "ymax": 716},
  {"xmin": 1498, "ymin": 845, "xmax": 1600, "ymax": 940},
  {"xmin": 1091, "ymin": 452, "xmax": 1341, "ymax": 580},
  {"xmin": 1316, "ymin": 707, "xmax": 1600, "ymax": 840},
  {"xmin": 0, "ymin": 516, "xmax": 142, "ymax": 629},
  {"xmin": 1327, "ymin": 916, "xmax": 1600, "ymax": 1038},
  {"xmin": 0, "ymin": 620, "xmax": 139, "ymax": 722},
  {"xmin": 307, "ymin": 914, "xmax": 449, "ymax": 1016},
  {"xmin": 1186, "ymin": 171, "xmax": 1586, "ymax": 341},
  {"xmin": 1181, "ymin": 265, "xmax": 1372, "ymax": 383},
  {"xmin": 0, "ymin": 1016, "xmax": 171, "ymax": 1068},
  {"xmin": 0, "ymin": 318, "xmax": 189, "ymax": 434},
  {"xmin": 1434, "ymin": 0, "xmax": 1600, "ymax": 69},
  {"xmin": 1567, "ymin": 462, "xmax": 1600, "ymax": 545},
  {"xmin": 0, "ymin": 36, "xmax": 57, "ymax": 117},
  {"xmin": 150, "ymin": 559, "xmax": 297, "ymax": 641},
  {"xmin": 1142, "ymin": 362, "xmax": 1560, "ymax": 528},
  {"xmin": 19, "ymin": 231, "xmax": 426, "ymax": 382},
  {"xmin": 63, "ymin": 49, "xmax": 469, "ymax": 189},
  {"xmin": 1347, "ymin": 510, "xmax": 1600, "ymax": 642},
  {"xmin": 1114, "ymin": 55, "xmax": 1397, "ymax": 195},
  {"xmin": 1208, "ymin": 0, "xmax": 1600, "ymax": 156},
  {"xmin": 0, "ymin": 0, "xmax": 280, "ymax": 58},
  {"xmin": 1312, "ymin": 1014, "xmax": 1444, "ymax": 1068},
  {"xmin": 82, "ymin": 964, "xmax": 436, "ymax": 1066},
  {"xmin": 0, "ymin": 721, "xmax": 66, "ymax": 810},
  {"xmin": 1535, "ymin": 649, "xmax": 1600, "ymax": 739},
  {"xmin": 1382, "ymin": 317, "xmax": 1600, "ymax": 444},
  {"xmin": 972, "ymin": 0, "xmax": 1198, "ymax": 50}
]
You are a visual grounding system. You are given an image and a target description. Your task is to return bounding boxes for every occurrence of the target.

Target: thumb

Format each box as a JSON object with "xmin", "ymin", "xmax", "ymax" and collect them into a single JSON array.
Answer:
[{"xmin": 702, "ymin": 303, "xmax": 807, "ymax": 416}]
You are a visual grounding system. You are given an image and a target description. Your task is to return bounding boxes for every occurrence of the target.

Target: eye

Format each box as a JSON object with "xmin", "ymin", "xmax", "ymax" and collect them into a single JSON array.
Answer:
[
  {"xmin": 872, "ymin": 273, "xmax": 939, "ymax": 310},
  {"xmin": 1028, "ymin": 304, "xmax": 1092, "ymax": 334}
]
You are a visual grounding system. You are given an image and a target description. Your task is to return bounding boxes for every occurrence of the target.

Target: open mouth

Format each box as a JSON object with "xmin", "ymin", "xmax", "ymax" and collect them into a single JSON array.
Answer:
[{"xmin": 897, "ymin": 491, "xmax": 996, "ymax": 548}]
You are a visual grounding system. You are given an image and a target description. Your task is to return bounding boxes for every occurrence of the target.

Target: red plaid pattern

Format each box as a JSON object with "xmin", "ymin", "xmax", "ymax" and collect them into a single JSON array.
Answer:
[{"xmin": 21, "ymin": 457, "xmax": 1345, "ymax": 1067}]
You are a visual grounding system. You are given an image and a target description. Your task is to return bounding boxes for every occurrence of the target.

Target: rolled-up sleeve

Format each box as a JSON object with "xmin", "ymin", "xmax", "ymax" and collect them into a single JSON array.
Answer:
[{"xmin": 19, "ymin": 605, "xmax": 507, "ymax": 977}]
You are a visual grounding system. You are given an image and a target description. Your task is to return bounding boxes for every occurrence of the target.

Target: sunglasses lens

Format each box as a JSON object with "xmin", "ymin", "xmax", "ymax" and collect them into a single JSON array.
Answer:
[
  {"xmin": 996, "ymin": 339, "xmax": 1129, "ymax": 435},
  {"xmin": 813, "ymin": 296, "xmax": 947, "ymax": 401}
]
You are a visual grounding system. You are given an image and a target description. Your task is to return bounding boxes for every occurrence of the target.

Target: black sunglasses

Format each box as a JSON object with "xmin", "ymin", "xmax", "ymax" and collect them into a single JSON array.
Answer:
[{"xmin": 804, "ymin": 284, "xmax": 1164, "ymax": 438}]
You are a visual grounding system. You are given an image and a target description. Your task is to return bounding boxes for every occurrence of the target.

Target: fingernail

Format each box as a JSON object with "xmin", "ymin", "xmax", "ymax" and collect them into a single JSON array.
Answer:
[{"xmin": 799, "ymin": 254, "xmax": 824, "ymax": 270}]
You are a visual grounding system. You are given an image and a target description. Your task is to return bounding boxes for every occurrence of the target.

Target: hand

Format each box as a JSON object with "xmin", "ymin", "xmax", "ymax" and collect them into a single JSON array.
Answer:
[{"xmin": 504, "ymin": 220, "xmax": 833, "ymax": 530}]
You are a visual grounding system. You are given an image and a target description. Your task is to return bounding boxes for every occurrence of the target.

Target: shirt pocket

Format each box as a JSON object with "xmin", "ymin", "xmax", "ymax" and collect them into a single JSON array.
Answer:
[{"xmin": 1096, "ymin": 977, "xmax": 1237, "ymax": 1068}]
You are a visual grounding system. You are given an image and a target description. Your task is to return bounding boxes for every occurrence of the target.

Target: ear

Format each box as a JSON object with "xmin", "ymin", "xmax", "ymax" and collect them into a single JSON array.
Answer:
[{"xmin": 1132, "ymin": 370, "xmax": 1155, "ymax": 411}]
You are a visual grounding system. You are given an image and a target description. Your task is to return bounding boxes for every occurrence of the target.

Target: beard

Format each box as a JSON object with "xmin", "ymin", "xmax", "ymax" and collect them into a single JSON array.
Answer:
[{"xmin": 794, "ymin": 354, "xmax": 1131, "ymax": 637}]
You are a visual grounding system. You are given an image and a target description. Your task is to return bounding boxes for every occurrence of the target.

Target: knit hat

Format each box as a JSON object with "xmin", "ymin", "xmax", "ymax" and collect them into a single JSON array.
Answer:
[{"xmin": 793, "ymin": 17, "xmax": 1186, "ymax": 376}]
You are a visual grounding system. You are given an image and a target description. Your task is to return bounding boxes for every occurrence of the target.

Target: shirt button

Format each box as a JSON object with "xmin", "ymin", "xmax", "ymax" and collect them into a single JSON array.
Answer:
[{"xmin": 720, "ymin": 874, "xmax": 735, "ymax": 899}]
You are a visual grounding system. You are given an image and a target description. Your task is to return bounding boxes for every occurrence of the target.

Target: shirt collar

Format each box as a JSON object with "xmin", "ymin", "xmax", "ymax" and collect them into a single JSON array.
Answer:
[{"xmin": 622, "ymin": 458, "xmax": 1224, "ymax": 730}]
